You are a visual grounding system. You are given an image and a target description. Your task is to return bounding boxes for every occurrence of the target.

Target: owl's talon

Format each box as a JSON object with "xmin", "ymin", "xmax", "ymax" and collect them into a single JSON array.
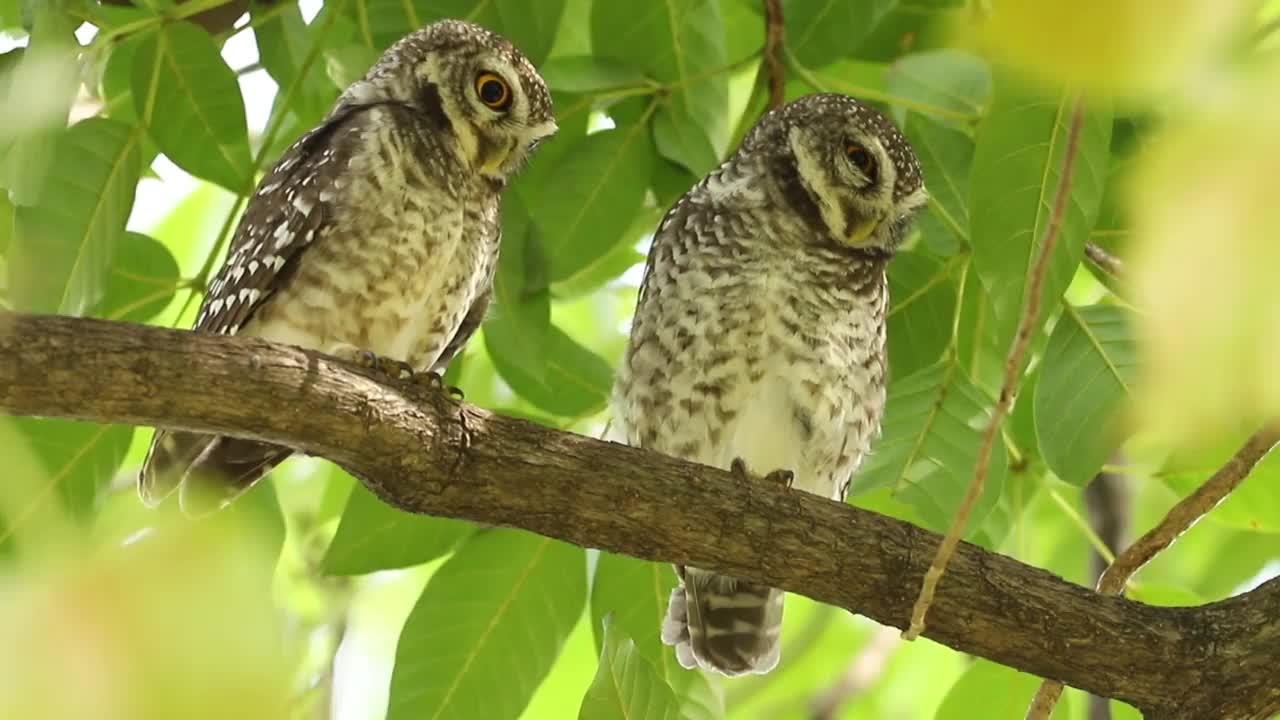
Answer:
[
  {"xmin": 763, "ymin": 469, "xmax": 795, "ymax": 489},
  {"xmin": 410, "ymin": 370, "xmax": 465, "ymax": 400},
  {"xmin": 339, "ymin": 347, "xmax": 415, "ymax": 381},
  {"xmin": 729, "ymin": 459, "xmax": 793, "ymax": 488},
  {"xmin": 376, "ymin": 357, "xmax": 415, "ymax": 381}
]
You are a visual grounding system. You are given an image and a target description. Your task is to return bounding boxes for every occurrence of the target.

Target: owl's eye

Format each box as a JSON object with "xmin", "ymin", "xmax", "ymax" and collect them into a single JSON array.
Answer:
[
  {"xmin": 475, "ymin": 72, "xmax": 512, "ymax": 111},
  {"xmin": 846, "ymin": 142, "xmax": 877, "ymax": 179}
]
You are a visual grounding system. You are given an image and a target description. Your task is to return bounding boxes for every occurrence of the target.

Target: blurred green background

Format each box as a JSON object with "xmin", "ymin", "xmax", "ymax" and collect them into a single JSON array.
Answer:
[{"xmin": 2, "ymin": 0, "xmax": 1280, "ymax": 718}]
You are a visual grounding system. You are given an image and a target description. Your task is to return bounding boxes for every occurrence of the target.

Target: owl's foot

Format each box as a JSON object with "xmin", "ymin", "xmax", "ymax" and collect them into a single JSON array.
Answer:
[
  {"xmin": 340, "ymin": 347, "xmax": 415, "ymax": 381},
  {"xmin": 409, "ymin": 370, "xmax": 465, "ymax": 401},
  {"xmin": 763, "ymin": 469, "xmax": 795, "ymax": 489},
  {"xmin": 729, "ymin": 458, "xmax": 795, "ymax": 489}
]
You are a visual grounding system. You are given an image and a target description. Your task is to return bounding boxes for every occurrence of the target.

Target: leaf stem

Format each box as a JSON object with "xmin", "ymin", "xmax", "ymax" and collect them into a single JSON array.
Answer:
[{"xmin": 1046, "ymin": 486, "xmax": 1117, "ymax": 564}]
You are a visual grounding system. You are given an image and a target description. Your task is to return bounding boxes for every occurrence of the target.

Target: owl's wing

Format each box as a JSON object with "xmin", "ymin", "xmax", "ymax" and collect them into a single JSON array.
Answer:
[
  {"xmin": 139, "ymin": 106, "xmax": 373, "ymax": 512},
  {"xmin": 193, "ymin": 109, "xmax": 365, "ymax": 336}
]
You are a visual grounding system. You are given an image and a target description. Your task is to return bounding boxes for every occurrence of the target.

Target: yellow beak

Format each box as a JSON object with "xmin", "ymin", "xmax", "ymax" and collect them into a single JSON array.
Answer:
[{"xmin": 846, "ymin": 218, "xmax": 881, "ymax": 247}]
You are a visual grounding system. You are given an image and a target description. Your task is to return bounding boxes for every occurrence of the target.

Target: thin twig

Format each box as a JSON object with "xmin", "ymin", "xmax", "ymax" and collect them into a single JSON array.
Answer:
[
  {"xmin": 904, "ymin": 99, "xmax": 1088, "ymax": 640},
  {"xmin": 1026, "ymin": 424, "xmax": 1280, "ymax": 719},
  {"xmin": 1085, "ymin": 242, "xmax": 1124, "ymax": 278},
  {"xmin": 762, "ymin": 0, "xmax": 786, "ymax": 111}
]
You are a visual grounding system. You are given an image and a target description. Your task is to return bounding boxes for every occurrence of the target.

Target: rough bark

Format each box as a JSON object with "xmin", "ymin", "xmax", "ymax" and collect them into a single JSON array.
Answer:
[{"xmin": 0, "ymin": 313, "xmax": 1277, "ymax": 720}]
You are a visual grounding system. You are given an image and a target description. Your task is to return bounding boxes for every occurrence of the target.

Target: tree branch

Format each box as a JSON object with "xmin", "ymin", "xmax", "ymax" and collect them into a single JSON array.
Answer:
[
  {"xmin": 1028, "ymin": 425, "xmax": 1280, "ymax": 718},
  {"xmin": 1, "ymin": 313, "xmax": 1279, "ymax": 720},
  {"xmin": 762, "ymin": 0, "xmax": 786, "ymax": 110}
]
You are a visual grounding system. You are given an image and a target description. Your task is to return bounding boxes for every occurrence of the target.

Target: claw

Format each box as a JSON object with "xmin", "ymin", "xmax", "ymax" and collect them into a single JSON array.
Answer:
[
  {"xmin": 409, "ymin": 370, "xmax": 466, "ymax": 401},
  {"xmin": 763, "ymin": 469, "xmax": 795, "ymax": 489},
  {"xmin": 729, "ymin": 458, "xmax": 793, "ymax": 489},
  {"xmin": 338, "ymin": 347, "xmax": 415, "ymax": 381}
]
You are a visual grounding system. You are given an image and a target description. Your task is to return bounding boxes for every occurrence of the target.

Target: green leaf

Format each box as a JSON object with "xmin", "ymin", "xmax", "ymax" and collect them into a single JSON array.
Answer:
[
  {"xmin": 0, "ymin": 189, "xmax": 11, "ymax": 256},
  {"xmin": 884, "ymin": 49, "xmax": 990, "ymax": 127},
  {"xmin": 579, "ymin": 618, "xmax": 682, "ymax": 720},
  {"xmin": 652, "ymin": 105, "xmax": 719, "ymax": 178},
  {"xmin": 589, "ymin": 553, "xmax": 723, "ymax": 720},
  {"xmin": 856, "ymin": 361, "xmax": 1007, "ymax": 539},
  {"xmin": 1160, "ymin": 435, "xmax": 1280, "ymax": 534},
  {"xmin": 322, "ymin": 484, "xmax": 474, "ymax": 575},
  {"xmin": 786, "ymin": 0, "xmax": 897, "ymax": 69},
  {"xmin": 541, "ymin": 55, "xmax": 647, "ymax": 94},
  {"xmin": 133, "ymin": 21, "xmax": 253, "ymax": 192},
  {"xmin": 1128, "ymin": 583, "xmax": 1205, "ymax": 607},
  {"xmin": 486, "ymin": 324, "xmax": 614, "ymax": 417},
  {"xmin": 490, "ymin": 0, "xmax": 569, "ymax": 66},
  {"xmin": 969, "ymin": 70, "xmax": 1112, "ymax": 361},
  {"xmin": 518, "ymin": 123, "xmax": 654, "ymax": 283},
  {"xmin": 355, "ymin": 0, "xmax": 564, "ymax": 64},
  {"xmin": 591, "ymin": 0, "xmax": 729, "ymax": 150},
  {"xmin": 936, "ymin": 659, "xmax": 1071, "ymax": 719},
  {"xmin": 484, "ymin": 196, "xmax": 551, "ymax": 381},
  {"xmin": 387, "ymin": 529, "xmax": 586, "ymax": 720},
  {"xmin": 904, "ymin": 112, "xmax": 973, "ymax": 254},
  {"xmin": 323, "ymin": 42, "xmax": 379, "ymax": 91},
  {"xmin": 1034, "ymin": 305, "xmax": 1136, "ymax": 486},
  {"xmin": 853, "ymin": 0, "xmax": 964, "ymax": 61},
  {"xmin": 9, "ymin": 118, "xmax": 143, "ymax": 315},
  {"xmin": 720, "ymin": 0, "xmax": 764, "ymax": 65},
  {"xmin": 0, "ymin": 6, "xmax": 77, "ymax": 204},
  {"xmin": 550, "ymin": 217, "xmax": 651, "ymax": 299},
  {"xmin": 887, "ymin": 251, "xmax": 959, "ymax": 379},
  {"xmin": 94, "ymin": 231, "xmax": 182, "ymax": 323},
  {"xmin": 8, "ymin": 418, "xmax": 134, "ymax": 519},
  {"xmin": 0, "ymin": 0, "xmax": 20, "ymax": 30},
  {"xmin": 253, "ymin": 2, "xmax": 337, "ymax": 125}
]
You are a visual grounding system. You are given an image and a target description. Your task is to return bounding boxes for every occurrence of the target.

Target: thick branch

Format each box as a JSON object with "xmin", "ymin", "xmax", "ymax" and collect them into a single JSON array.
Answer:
[{"xmin": 1, "ymin": 313, "xmax": 1279, "ymax": 719}]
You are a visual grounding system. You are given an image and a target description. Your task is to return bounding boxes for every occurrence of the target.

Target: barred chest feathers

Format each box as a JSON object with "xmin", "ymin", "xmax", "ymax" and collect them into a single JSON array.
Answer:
[
  {"xmin": 246, "ymin": 106, "xmax": 501, "ymax": 372},
  {"xmin": 620, "ymin": 196, "xmax": 889, "ymax": 503}
]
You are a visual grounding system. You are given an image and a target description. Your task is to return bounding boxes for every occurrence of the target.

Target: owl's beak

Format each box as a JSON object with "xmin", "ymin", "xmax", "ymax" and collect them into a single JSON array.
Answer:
[
  {"xmin": 478, "ymin": 137, "xmax": 517, "ymax": 177},
  {"xmin": 845, "ymin": 217, "xmax": 881, "ymax": 247}
]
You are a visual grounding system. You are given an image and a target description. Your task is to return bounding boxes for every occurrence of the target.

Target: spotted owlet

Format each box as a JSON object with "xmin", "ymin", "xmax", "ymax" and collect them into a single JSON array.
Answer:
[
  {"xmin": 139, "ymin": 20, "xmax": 555, "ymax": 514},
  {"xmin": 612, "ymin": 94, "xmax": 926, "ymax": 676}
]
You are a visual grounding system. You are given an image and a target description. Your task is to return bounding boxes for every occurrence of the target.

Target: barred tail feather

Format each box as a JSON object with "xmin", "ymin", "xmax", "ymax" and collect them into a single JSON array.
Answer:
[
  {"xmin": 139, "ymin": 431, "xmax": 291, "ymax": 515},
  {"xmin": 661, "ymin": 566, "xmax": 783, "ymax": 676}
]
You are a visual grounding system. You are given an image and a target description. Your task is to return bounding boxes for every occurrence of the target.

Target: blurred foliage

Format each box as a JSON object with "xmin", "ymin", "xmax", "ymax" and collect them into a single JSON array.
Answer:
[{"xmin": 1, "ymin": 1, "xmax": 1279, "ymax": 719}]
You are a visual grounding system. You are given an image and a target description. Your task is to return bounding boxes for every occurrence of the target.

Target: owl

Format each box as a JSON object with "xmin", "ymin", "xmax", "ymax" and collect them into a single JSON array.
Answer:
[
  {"xmin": 612, "ymin": 94, "xmax": 926, "ymax": 676},
  {"xmin": 139, "ymin": 19, "xmax": 555, "ymax": 514}
]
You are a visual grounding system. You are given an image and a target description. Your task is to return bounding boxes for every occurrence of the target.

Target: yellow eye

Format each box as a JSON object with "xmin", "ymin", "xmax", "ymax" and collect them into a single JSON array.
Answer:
[
  {"xmin": 846, "ymin": 142, "xmax": 876, "ymax": 178},
  {"xmin": 475, "ymin": 72, "xmax": 512, "ymax": 111}
]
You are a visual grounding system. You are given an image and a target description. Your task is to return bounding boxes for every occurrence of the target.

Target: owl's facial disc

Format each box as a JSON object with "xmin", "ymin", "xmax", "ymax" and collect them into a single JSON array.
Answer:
[
  {"xmin": 787, "ymin": 120, "xmax": 927, "ymax": 251},
  {"xmin": 450, "ymin": 54, "xmax": 556, "ymax": 180},
  {"xmin": 402, "ymin": 50, "xmax": 555, "ymax": 181}
]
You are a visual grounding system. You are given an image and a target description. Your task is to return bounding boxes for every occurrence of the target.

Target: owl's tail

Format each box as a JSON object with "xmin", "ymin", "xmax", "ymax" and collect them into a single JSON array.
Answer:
[
  {"xmin": 661, "ymin": 566, "xmax": 783, "ymax": 676},
  {"xmin": 139, "ymin": 430, "xmax": 291, "ymax": 514}
]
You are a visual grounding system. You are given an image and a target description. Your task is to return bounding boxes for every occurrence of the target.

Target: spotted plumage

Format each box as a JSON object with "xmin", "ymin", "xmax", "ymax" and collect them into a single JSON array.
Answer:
[
  {"xmin": 612, "ymin": 94, "xmax": 926, "ymax": 676},
  {"xmin": 140, "ymin": 19, "xmax": 555, "ymax": 514}
]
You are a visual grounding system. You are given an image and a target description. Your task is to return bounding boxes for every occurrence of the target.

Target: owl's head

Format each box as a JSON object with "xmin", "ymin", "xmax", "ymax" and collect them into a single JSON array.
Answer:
[
  {"xmin": 747, "ymin": 94, "xmax": 927, "ymax": 253},
  {"xmin": 338, "ymin": 19, "xmax": 557, "ymax": 182}
]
